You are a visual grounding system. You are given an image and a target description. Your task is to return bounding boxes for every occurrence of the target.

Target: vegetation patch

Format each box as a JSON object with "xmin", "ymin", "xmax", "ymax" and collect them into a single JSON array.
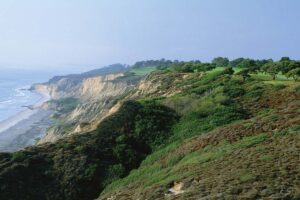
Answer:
[
  {"xmin": 129, "ymin": 66, "xmax": 157, "ymax": 76},
  {"xmin": 49, "ymin": 97, "xmax": 80, "ymax": 113},
  {"xmin": 240, "ymin": 174, "xmax": 257, "ymax": 182},
  {"xmin": 102, "ymin": 133, "xmax": 269, "ymax": 195},
  {"xmin": 11, "ymin": 152, "xmax": 26, "ymax": 162}
]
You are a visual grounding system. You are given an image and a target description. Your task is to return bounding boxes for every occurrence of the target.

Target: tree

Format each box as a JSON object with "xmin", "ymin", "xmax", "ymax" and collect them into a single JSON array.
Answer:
[
  {"xmin": 255, "ymin": 59, "xmax": 273, "ymax": 71},
  {"xmin": 286, "ymin": 68, "xmax": 300, "ymax": 81},
  {"xmin": 222, "ymin": 67, "xmax": 234, "ymax": 76},
  {"xmin": 229, "ymin": 58, "xmax": 245, "ymax": 68},
  {"xmin": 280, "ymin": 60, "xmax": 300, "ymax": 75},
  {"xmin": 212, "ymin": 57, "xmax": 229, "ymax": 67},
  {"xmin": 280, "ymin": 57, "xmax": 290, "ymax": 62},
  {"xmin": 157, "ymin": 64, "xmax": 168, "ymax": 70},
  {"xmin": 171, "ymin": 62, "xmax": 194, "ymax": 73},
  {"xmin": 262, "ymin": 63, "xmax": 280, "ymax": 80},
  {"xmin": 181, "ymin": 63, "xmax": 195, "ymax": 72},
  {"xmin": 239, "ymin": 59, "xmax": 257, "ymax": 70},
  {"xmin": 194, "ymin": 63, "xmax": 216, "ymax": 72},
  {"xmin": 236, "ymin": 69, "xmax": 251, "ymax": 82}
]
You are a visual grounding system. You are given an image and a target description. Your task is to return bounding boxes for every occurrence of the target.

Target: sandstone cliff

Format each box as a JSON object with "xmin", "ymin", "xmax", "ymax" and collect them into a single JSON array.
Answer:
[{"xmin": 32, "ymin": 68, "xmax": 142, "ymax": 144}]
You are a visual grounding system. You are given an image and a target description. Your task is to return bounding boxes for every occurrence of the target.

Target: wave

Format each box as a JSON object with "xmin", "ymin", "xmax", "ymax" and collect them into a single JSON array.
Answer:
[
  {"xmin": 0, "ymin": 100, "xmax": 13, "ymax": 105},
  {"xmin": 14, "ymin": 85, "xmax": 31, "ymax": 97}
]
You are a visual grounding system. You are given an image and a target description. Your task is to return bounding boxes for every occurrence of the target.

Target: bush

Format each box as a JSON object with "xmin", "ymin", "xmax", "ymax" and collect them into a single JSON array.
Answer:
[
  {"xmin": 294, "ymin": 85, "xmax": 300, "ymax": 94},
  {"xmin": 188, "ymin": 85, "xmax": 212, "ymax": 96},
  {"xmin": 240, "ymin": 174, "xmax": 256, "ymax": 182},
  {"xmin": 84, "ymin": 164, "xmax": 98, "ymax": 179},
  {"xmin": 56, "ymin": 142, "xmax": 71, "ymax": 150},
  {"xmin": 162, "ymin": 96, "xmax": 199, "ymax": 115},
  {"xmin": 50, "ymin": 97, "xmax": 79, "ymax": 113},
  {"xmin": 208, "ymin": 106, "xmax": 245, "ymax": 127},
  {"xmin": 134, "ymin": 101, "xmax": 179, "ymax": 149},
  {"xmin": 113, "ymin": 136, "xmax": 142, "ymax": 170},
  {"xmin": 236, "ymin": 133, "xmax": 268, "ymax": 148},
  {"xmin": 102, "ymin": 164, "xmax": 126, "ymax": 186},
  {"xmin": 171, "ymin": 105, "xmax": 246, "ymax": 142},
  {"xmin": 74, "ymin": 145, "xmax": 84, "ymax": 153},
  {"xmin": 224, "ymin": 86, "xmax": 245, "ymax": 98},
  {"xmin": 12, "ymin": 151, "xmax": 26, "ymax": 162},
  {"xmin": 273, "ymin": 84, "xmax": 286, "ymax": 90},
  {"xmin": 246, "ymin": 85, "xmax": 265, "ymax": 98}
]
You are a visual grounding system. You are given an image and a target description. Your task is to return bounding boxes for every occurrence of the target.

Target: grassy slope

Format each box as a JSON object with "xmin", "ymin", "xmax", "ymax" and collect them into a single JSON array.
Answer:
[
  {"xmin": 0, "ymin": 67, "xmax": 299, "ymax": 200},
  {"xmin": 129, "ymin": 66, "xmax": 157, "ymax": 75},
  {"xmin": 99, "ymin": 69, "xmax": 300, "ymax": 199}
]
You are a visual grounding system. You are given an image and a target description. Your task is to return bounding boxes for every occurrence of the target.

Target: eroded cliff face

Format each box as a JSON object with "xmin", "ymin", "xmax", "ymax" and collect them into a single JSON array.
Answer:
[
  {"xmin": 33, "ymin": 73, "xmax": 141, "ymax": 144},
  {"xmin": 34, "ymin": 70, "xmax": 188, "ymax": 144},
  {"xmin": 33, "ymin": 73, "xmax": 125, "ymax": 99},
  {"xmin": 129, "ymin": 72, "xmax": 188, "ymax": 98}
]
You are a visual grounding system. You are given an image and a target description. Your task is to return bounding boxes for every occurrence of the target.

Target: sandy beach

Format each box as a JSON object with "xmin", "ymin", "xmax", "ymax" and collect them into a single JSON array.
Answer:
[{"xmin": 0, "ymin": 89, "xmax": 53, "ymax": 152}]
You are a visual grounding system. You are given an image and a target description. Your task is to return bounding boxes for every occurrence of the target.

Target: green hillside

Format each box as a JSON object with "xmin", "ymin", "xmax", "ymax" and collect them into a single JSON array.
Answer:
[{"xmin": 0, "ymin": 57, "xmax": 299, "ymax": 200}]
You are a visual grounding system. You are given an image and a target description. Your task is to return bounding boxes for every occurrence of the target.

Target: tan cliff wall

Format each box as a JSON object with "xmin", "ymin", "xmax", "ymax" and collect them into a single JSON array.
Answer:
[
  {"xmin": 33, "ymin": 73, "xmax": 125, "ymax": 100},
  {"xmin": 35, "ymin": 73, "xmax": 139, "ymax": 144}
]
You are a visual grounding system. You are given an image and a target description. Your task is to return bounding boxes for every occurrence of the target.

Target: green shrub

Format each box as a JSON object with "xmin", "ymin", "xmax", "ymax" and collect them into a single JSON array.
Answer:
[
  {"xmin": 208, "ymin": 106, "xmax": 246, "ymax": 127},
  {"xmin": 102, "ymin": 164, "xmax": 126, "ymax": 186},
  {"xmin": 259, "ymin": 155, "xmax": 273, "ymax": 161},
  {"xmin": 273, "ymin": 84, "xmax": 286, "ymax": 90},
  {"xmin": 223, "ymin": 86, "xmax": 245, "ymax": 98},
  {"xmin": 240, "ymin": 174, "xmax": 256, "ymax": 182},
  {"xmin": 295, "ymin": 85, "xmax": 300, "ymax": 94},
  {"xmin": 170, "ymin": 105, "xmax": 245, "ymax": 142},
  {"xmin": 56, "ymin": 142, "xmax": 71, "ymax": 150},
  {"xmin": 113, "ymin": 136, "xmax": 143, "ymax": 170},
  {"xmin": 246, "ymin": 85, "xmax": 265, "ymax": 98},
  {"xmin": 84, "ymin": 164, "xmax": 98, "ymax": 179},
  {"xmin": 194, "ymin": 99, "xmax": 217, "ymax": 116},
  {"xmin": 12, "ymin": 151, "xmax": 26, "ymax": 162},
  {"xmin": 162, "ymin": 96, "xmax": 199, "ymax": 115},
  {"xmin": 188, "ymin": 85, "xmax": 212, "ymax": 96},
  {"xmin": 134, "ymin": 101, "xmax": 179, "ymax": 149},
  {"xmin": 50, "ymin": 97, "xmax": 79, "ymax": 113},
  {"xmin": 213, "ymin": 92, "xmax": 230, "ymax": 105},
  {"xmin": 275, "ymin": 125, "xmax": 300, "ymax": 136},
  {"xmin": 74, "ymin": 145, "xmax": 84, "ymax": 153},
  {"xmin": 236, "ymin": 133, "xmax": 268, "ymax": 148}
]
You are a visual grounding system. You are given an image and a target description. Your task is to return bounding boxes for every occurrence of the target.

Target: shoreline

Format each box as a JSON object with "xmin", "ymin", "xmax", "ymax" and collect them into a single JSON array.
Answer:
[
  {"xmin": 0, "ymin": 88, "xmax": 53, "ymax": 152},
  {"xmin": 0, "ymin": 89, "xmax": 50, "ymax": 133}
]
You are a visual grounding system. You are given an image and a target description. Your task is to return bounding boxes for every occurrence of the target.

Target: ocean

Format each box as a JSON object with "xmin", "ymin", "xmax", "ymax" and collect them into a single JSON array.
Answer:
[{"xmin": 0, "ymin": 69, "xmax": 54, "ymax": 122}]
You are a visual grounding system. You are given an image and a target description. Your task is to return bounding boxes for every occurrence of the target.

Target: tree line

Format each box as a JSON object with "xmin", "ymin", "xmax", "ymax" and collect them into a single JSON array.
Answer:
[{"xmin": 131, "ymin": 57, "xmax": 300, "ymax": 81}]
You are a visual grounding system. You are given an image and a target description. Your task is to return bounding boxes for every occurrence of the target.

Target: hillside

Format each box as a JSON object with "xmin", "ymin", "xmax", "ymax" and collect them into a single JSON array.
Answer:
[{"xmin": 0, "ymin": 58, "xmax": 299, "ymax": 200}]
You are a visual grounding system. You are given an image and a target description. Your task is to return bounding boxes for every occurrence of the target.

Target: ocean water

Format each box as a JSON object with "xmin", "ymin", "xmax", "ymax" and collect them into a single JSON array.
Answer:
[{"xmin": 0, "ymin": 69, "xmax": 54, "ymax": 122}]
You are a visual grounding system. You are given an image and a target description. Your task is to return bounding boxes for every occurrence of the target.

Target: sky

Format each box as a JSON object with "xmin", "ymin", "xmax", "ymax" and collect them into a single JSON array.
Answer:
[{"xmin": 0, "ymin": 0, "xmax": 299, "ymax": 72}]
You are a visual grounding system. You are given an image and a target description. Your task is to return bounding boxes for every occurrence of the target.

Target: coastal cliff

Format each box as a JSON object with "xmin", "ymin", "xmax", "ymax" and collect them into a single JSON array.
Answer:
[
  {"xmin": 0, "ymin": 59, "xmax": 299, "ymax": 200},
  {"xmin": 32, "ymin": 66, "xmax": 143, "ymax": 144}
]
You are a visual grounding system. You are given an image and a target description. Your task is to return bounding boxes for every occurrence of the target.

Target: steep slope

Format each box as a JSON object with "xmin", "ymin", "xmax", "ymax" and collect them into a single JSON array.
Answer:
[
  {"xmin": 0, "ymin": 61, "xmax": 299, "ymax": 200},
  {"xmin": 0, "ymin": 100, "xmax": 178, "ymax": 200},
  {"xmin": 98, "ymin": 69, "xmax": 300, "ymax": 199},
  {"xmin": 100, "ymin": 94, "xmax": 300, "ymax": 199}
]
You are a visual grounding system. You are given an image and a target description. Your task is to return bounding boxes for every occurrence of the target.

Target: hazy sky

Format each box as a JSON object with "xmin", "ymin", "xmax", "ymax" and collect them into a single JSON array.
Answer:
[{"xmin": 0, "ymin": 0, "xmax": 299, "ymax": 71}]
